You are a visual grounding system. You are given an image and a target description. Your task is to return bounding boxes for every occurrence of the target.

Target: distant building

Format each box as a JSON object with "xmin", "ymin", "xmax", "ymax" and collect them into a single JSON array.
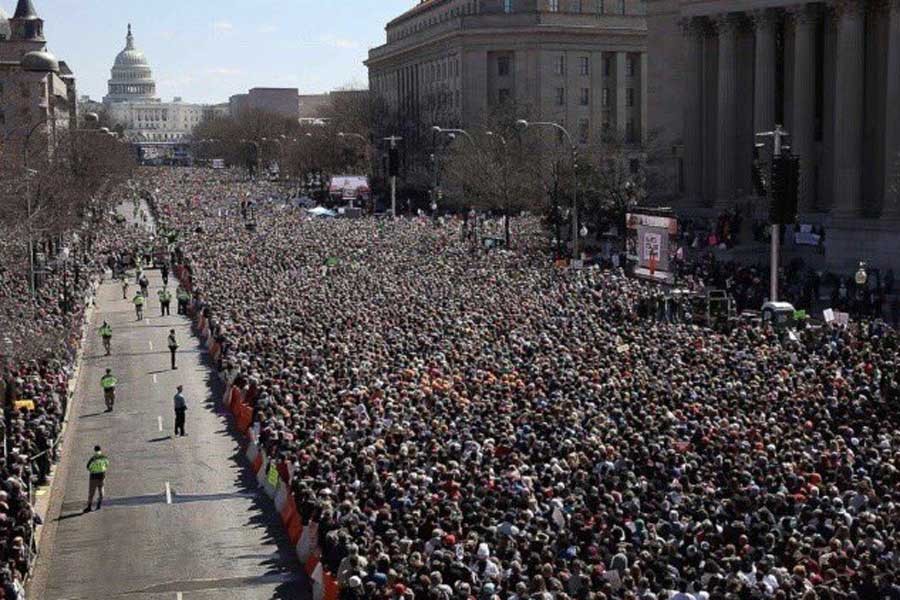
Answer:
[
  {"xmin": 102, "ymin": 25, "xmax": 227, "ymax": 143},
  {"xmin": 366, "ymin": 0, "xmax": 648, "ymax": 146},
  {"xmin": 0, "ymin": 0, "xmax": 77, "ymax": 145},
  {"xmin": 298, "ymin": 94, "xmax": 330, "ymax": 120},
  {"xmin": 229, "ymin": 87, "xmax": 301, "ymax": 120}
]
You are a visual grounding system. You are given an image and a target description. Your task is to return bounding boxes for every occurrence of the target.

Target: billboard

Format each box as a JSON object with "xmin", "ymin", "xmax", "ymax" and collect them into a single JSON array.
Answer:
[{"xmin": 626, "ymin": 212, "xmax": 679, "ymax": 285}]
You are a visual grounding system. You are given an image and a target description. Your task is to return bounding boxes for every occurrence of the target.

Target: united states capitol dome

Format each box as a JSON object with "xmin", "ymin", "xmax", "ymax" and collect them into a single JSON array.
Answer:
[
  {"xmin": 114, "ymin": 24, "xmax": 149, "ymax": 66},
  {"xmin": 103, "ymin": 23, "xmax": 158, "ymax": 104}
]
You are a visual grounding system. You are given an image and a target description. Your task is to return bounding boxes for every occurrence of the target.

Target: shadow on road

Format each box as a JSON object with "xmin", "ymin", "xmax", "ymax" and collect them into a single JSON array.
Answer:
[{"xmin": 78, "ymin": 411, "xmax": 110, "ymax": 419}]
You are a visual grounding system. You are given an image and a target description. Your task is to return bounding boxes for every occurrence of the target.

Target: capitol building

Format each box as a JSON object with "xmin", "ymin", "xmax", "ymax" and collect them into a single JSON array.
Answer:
[{"xmin": 102, "ymin": 24, "xmax": 226, "ymax": 143}]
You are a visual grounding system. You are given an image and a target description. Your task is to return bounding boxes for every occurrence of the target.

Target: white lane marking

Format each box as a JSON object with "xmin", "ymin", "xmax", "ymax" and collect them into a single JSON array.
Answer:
[
  {"xmin": 165, "ymin": 482, "xmax": 172, "ymax": 505},
  {"xmin": 145, "ymin": 319, "xmax": 149, "ymax": 324},
  {"xmin": 177, "ymin": 593, "xmax": 183, "ymax": 600},
  {"xmin": 157, "ymin": 416, "xmax": 163, "ymax": 432},
  {"xmin": 153, "ymin": 374, "xmax": 158, "ymax": 384},
  {"xmin": 149, "ymin": 340, "xmax": 153, "ymax": 350}
]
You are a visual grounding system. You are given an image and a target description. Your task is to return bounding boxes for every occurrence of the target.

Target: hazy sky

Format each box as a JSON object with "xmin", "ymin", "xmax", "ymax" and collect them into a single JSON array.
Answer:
[{"xmin": 27, "ymin": 0, "xmax": 414, "ymax": 104}]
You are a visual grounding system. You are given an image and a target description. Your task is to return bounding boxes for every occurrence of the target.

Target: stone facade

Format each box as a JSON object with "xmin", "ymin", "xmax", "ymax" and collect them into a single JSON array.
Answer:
[
  {"xmin": 366, "ymin": 0, "xmax": 647, "ymax": 146},
  {"xmin": 0, "ymin": 0, "xmax": 76, "ymax": 145},
  {"xmin": 646, "ymin": 0, "xmax": 900, "ymax": 272}
]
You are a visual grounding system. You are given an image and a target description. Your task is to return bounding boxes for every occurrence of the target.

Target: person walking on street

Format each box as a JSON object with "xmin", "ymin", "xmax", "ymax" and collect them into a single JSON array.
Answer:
[
  {"xmin": 99, "ymin": 321, "xmax": 113, "ymax": 356},
  {"xmin": 133, "ymin": 291, "xmax": 145, "ymax": 321},
  {"xmin": 158, "ymin": 286, "xmax": 172, "ymax": 316},
  {"xmin": 168, "ymin": 329, "xmax": 178, "ymax": 369},
  {"xmin": 100, "ymin": 369, "xmax": 117, "ymax": 412},
  {"xmin": 121, "ymin": 278, "xmax": 129, "ymax": 300},
  {"xmin": 161, "ymin": 262, "xmax": 169, "ymax": 287},
  {"xmin": 139, "ymin": 273, "xmax": 149, "ymax": 298},
  {"xmin": 173, "ymin": 385, "xmax": 187, "ymax": 437},
  {"xmin": 84, "ymin": 445, "xmax": 109, "ymax": 512}
]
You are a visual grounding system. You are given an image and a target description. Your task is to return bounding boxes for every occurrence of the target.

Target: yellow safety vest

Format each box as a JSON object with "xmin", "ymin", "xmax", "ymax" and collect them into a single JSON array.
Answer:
[
  {"xmin": 88, "ymin": 455, "xmax": 109, "ymax": 475},
  {"xmin": 101, "ymin": 375, "xmax": 117, "ymax": 390}
]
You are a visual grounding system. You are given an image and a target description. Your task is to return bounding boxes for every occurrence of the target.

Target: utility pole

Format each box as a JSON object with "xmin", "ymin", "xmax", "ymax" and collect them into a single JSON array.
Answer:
[
  {"xmin": 383, "ymin": 135, "xmax": 402, "ymax": 218},
  {"xmin": 756, "ymin": 124, "xmax": 791, "ymax": 303}
]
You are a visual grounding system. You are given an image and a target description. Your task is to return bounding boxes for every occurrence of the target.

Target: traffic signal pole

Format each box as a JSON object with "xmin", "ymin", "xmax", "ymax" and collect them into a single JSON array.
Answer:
[
  {"xmin": 384, "ymin": 136, "xmax": 402, "ymax": 218},
  {"xmin": 756, "ymin": 125, "xmax": 791, "ymax": 303}
]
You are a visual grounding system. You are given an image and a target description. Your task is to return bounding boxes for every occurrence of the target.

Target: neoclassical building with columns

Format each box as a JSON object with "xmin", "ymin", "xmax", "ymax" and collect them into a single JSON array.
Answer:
[{"xmin": 646, "ymin": 0, "xmax": 900, "ymax": 272}]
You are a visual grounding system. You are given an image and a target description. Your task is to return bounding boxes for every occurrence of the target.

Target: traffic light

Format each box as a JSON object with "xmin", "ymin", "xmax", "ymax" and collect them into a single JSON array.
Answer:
[
  {"xmin": 751, "ymin": 144, "xmax": 768, "ymax": 197},
  {"xmin": 388, "ymin": 147, "xmax": 400, "ymax": 177},
  {"xmin": 769, "ymin": 155, "xmax": 799, "ymax": 225}
]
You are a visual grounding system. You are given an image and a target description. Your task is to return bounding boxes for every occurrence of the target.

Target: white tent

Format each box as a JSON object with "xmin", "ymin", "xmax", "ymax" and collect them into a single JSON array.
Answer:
[{"xmin": 307, "ymin": 206, "xmax": 337, "ymax": 218}]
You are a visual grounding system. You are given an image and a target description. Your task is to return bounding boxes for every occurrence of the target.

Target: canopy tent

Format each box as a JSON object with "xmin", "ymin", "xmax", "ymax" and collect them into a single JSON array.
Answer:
[{"xmin": 307, "ymin": 206, "xmax": 337, "ymax": 218}]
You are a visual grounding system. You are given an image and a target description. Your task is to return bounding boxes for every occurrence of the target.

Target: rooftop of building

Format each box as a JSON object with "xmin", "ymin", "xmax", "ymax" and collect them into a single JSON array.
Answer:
[{"xmin": 387, "ymin": 0, "xmax": 453, "ymax": 28}]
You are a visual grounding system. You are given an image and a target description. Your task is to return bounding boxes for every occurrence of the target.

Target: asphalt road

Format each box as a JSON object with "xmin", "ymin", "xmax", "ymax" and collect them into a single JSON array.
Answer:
[{"xmin": 28, "ymin": 263, "xmax": 307, "ymax": 600}]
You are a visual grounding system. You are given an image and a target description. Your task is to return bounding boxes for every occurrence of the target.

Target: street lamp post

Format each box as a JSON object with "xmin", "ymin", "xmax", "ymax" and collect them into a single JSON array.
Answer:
[
  {"xmin": 432, "ymin": 126, "xmax": 476, "ymax": 147},
  {"xmin": 486, "ymin": 131, "xmax": 513, "ymax": 248},
  {"xmin": 517, "ymin": 120, "xmax": 580, "ymax": 260},
  {"xmin": 756, "ymin": 124, "xmax": 791, "ymax": 303},
  {"xmin": 433, "ymin": 127, "xmax": 477, "ymax": 219},
  {"xmin": 383, "ymin": 135, "xmax": 403, "ymax": 218}
]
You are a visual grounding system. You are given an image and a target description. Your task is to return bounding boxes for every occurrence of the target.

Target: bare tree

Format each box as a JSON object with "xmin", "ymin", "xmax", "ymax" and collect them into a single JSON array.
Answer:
[{"xmin": 439, "ymin": 105, "xmax": 548, "ymax": 245}]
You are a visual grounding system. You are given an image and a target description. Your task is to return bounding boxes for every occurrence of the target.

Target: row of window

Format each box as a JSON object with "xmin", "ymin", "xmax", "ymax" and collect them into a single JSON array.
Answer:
[
  {"xmin": 570, "ymin": 117, "xmax": 637, "ymax": 144},
  {"xmin": 495, "ymin": 54, "xmax": 640, "ymax": 78},
  {"xmin": 551, "ymin": 54, "xmax": 639, "ymax": 77},
  {"xmin": 551, "ymin": 86, "xmax": 636, "ymax": 107},
  {"xmin": 114, "ymin": 70, "xmax": 151, "ymax": 81},
  {"xmin": 371, "ymin": 57, "xmax": 461, "ymax": 101},
  {"xmin": 111, "ymin": 85, "xmax": 154, "ymax": 95}
]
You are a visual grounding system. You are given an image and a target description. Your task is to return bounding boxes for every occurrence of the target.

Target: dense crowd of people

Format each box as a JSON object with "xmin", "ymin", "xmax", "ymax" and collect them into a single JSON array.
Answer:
[{"xmin": 129, "ymin": 167, "xmax": 900, "ymax": 600}]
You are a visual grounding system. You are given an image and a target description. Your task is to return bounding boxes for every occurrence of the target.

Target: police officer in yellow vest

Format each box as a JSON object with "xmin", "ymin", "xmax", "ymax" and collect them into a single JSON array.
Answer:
[
  {"xmin": 99, "ymin": 321, "xmax": 113, "ymax": 356},
  {"xmin": 84, "ymin": 445, "xmax": 109, "ymax": 512},
  {"xmin": 158, "ymin": 286, "xmax": 172, "ymax": 317},
  {"xmin": 133, "ymin": 291, "xmax": 145, "ymax": 321},
  {"xmin": 101, "ymin": 368, "xmax": 118, "ymax": 412}
]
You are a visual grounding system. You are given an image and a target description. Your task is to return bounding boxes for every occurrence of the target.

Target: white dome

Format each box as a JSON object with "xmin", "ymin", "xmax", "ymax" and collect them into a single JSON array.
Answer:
[
  {"xmin": 114, "ymin": 48, "xmax": 149, "ymax": 68},
  {"xmin": 104, "ymin": 24, "xmax": 158, "ymax": 103}
]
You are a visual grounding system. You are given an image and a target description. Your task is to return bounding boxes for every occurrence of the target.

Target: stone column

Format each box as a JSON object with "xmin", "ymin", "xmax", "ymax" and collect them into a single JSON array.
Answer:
[
  {"xmin": 681, "ymin": 17, "xmax": 706, "ymax": 205},
  {"xmin": 882, "ymin": 0, "xmax": 900, "ymax": 216},
  {"xmin": 640, "ymin": 52, "xmax": 648, "ymax": 144},
  {"xmin": 752, "ymin": 10, "xmax": 778, "ymax": 142},
  {"xmin": 789, "ymin": 5, "xmax": 819, "ymax": 211},
  {"xmin": 830, "ymin": 0, "xmax": 865, "ymax": 216},
  {"xmin": 615, "ymin": 52, "xmax": 627, "ymax": 140},
  {"xmin": 715, "ymin": 14, "xmax": 739, "ymax": 205}
]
